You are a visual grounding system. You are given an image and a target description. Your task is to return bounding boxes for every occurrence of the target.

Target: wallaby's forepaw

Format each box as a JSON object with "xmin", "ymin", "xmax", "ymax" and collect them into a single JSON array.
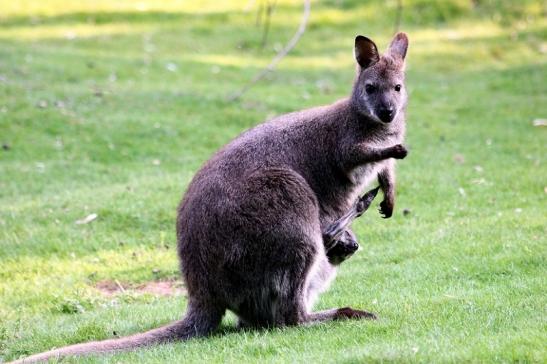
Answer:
[
  {"xmin": 335, "ymin": 307, "xmax": 378, "ymax": 320},
  {"xmin": 379, "ymin": 199, "xmax": 393, "ymax": 218},
  {"xmin": 390, "ymin": 144, "xmax": 408, "ymax": 159}
]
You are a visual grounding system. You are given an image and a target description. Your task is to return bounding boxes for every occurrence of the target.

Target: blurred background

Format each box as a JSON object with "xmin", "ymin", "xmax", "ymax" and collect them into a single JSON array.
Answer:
[{"xmin": 1, "ymin": 1, "xmax": 545, "ymax": 362}]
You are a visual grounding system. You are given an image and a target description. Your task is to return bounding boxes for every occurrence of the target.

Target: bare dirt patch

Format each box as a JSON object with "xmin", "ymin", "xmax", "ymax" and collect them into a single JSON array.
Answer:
[{"xmin": 95, "ymin": 279, "xmax": 186, "ymax": 297}]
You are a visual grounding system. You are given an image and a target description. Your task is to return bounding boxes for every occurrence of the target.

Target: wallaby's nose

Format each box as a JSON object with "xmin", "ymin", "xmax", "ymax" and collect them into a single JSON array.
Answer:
[{"xmin": 378, "ymin": 106, "xmax": 395, "ymax": 123}]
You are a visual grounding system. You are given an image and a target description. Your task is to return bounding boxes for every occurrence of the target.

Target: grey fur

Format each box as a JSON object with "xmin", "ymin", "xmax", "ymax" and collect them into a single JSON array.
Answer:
[{"xmin": 11, "ymin": 32, "xmax": 409, "ymax": 363}]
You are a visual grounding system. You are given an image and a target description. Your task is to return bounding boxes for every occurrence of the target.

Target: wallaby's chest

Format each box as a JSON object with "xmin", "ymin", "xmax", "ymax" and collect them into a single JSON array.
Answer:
[
  {"xmin": 346, "ymin": 160, "xmax": 385, "ymax": 207},
  {"xmin": 344, "ymin": 129, "xmax": 402, "ymax": 205},
  {"xmin": 348, "ymin": 160, "xmax": 384, "ymax": 185}
]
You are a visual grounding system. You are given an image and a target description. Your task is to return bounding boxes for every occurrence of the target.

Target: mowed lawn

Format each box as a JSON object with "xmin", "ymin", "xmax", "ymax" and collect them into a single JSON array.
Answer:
[{"xmin": 1, "ymin": 0, "xmax": 546, "ymax": 362}]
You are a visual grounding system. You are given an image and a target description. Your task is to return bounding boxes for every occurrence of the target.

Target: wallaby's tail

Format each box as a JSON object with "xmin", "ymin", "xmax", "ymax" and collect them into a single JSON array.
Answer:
[{"xmin": 10, "ymin": 302, "xmax": 221, "ymax": 363}]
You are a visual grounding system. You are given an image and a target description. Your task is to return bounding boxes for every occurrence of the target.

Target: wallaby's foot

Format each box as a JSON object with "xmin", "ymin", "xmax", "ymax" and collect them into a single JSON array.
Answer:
[
  {"xmin": 306, "ymin": 306, "xmax": 378, "ymax": 323},
  {"xmin": 335, "ymin": 307, "xmax": 378, "ymax": 320},
  {"xmin": 327, "ymin": 230, "xmax": 359, "ymax": 265}
]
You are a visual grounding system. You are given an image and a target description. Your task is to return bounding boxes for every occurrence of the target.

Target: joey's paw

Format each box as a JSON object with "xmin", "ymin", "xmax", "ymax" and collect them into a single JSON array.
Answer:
[
  {"xmin": 390, "ymin": 144, "xmax": 408, "ymax": 159},
  {"xmin": 335, "ymin": 307, "xmax": 378, "ymax": 320},
  {"xmin": 379, "ymin": 200, "xmax": 393, "ymax": 219}
]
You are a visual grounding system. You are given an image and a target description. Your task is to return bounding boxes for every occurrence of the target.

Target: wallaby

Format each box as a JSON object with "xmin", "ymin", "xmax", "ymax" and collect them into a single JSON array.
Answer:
[{"xmin": 12, "ymin": 32, "xmax": 409, "ymax": 363}]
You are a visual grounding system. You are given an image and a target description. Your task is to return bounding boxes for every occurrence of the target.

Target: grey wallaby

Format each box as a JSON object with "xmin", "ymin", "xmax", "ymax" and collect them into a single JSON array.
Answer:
[{"xmin": 12, "ymin": 32, "xmax": 409, "ymax": 363}]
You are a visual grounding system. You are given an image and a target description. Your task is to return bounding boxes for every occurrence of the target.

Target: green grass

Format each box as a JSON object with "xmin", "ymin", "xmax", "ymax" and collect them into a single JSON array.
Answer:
[{"xmin": 1, "ymin": 0, "xmax": 546, "ymax": 362}]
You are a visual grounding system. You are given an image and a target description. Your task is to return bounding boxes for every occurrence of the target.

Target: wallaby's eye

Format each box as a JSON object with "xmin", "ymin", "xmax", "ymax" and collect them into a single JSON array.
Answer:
[
  {"xmin": 365, "ymin": 84, "xmax": 376, "ymax": 94},
  {"xmin": 395, "ymin": 84, "xmax": 402, "ymax": 92}
]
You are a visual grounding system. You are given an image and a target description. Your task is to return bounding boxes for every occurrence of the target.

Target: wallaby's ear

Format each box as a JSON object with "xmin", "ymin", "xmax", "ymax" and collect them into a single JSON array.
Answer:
[
  {"xmin": 388, "ymin": 32, "xmax": 408, "ymax": 60},
  {"xmin": 354, "ymin": 35, "xmax": 379, "ymax": 69}
]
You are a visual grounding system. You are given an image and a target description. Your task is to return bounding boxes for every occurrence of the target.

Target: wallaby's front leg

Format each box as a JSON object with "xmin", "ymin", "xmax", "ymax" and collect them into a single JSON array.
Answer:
[
  {"xmin": 341, "ymin": 143, "xmax": 407, "ymax": 171},
  {"xmin": 378, "ymin": 161, "xmax": 396, "ymax": 218}
]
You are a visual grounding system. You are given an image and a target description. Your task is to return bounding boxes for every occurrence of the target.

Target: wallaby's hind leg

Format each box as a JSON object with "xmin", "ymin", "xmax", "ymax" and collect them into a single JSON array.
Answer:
[
  {"xmin": 228, "ymin": 168, "xmax": 376, "ymax": 330},
  {"xmin": 268, "ymin": 247, "xmax": 377, "ymax": 327},
  {"xmin": 234, "ymin": 239, "xmax": 319, "ymax": 329},
  {"xmin": 240, "ymin": 269, "xmax": 377, "ymax": 330},
  {"xmin": 225, "ymin": 167, "xmax": 324, "ymax": 329}
]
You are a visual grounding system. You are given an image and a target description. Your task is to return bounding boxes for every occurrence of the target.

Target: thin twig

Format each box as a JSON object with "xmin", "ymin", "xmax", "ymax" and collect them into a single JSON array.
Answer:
[{"xmin": 229, "ymin": 0, "xmax": 311, "ymax": 101}]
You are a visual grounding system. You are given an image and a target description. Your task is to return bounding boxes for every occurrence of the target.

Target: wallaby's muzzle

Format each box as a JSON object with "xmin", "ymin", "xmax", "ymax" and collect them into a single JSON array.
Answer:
[{"xmin": 378, "ymin": 106, "xmax": 395, "ymax": 123}]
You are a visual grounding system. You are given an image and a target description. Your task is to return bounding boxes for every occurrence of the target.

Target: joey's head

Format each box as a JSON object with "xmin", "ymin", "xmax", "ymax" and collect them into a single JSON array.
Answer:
[{"xmin": 351, "ymin": 33, "xmax": 409, "ymax": 124}]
